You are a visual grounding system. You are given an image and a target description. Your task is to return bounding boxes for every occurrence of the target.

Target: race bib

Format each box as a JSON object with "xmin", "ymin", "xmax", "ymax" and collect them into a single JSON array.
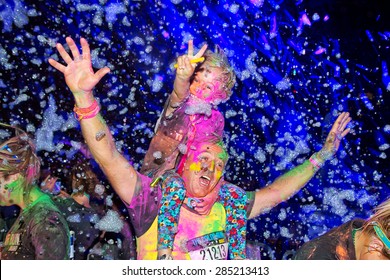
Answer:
[
  {"xmin": 189, "ymin": 242, "xmax": 228, "ymax": 260},
  {"xmin": 183, "ymin": 231, "xmax": 228, "ymax": 260}
]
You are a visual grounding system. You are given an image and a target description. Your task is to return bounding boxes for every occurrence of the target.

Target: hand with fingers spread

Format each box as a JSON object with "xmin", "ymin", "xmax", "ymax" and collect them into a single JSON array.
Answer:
[
  {"xmin": 48, "ymin": 37, "xmax": 110, "ymax": 103},
  {"xmin": 308, "ymin": 112, "xmax": 352, "ymax": 171},
  {"xmin": 320, "ymin": 112, "xmax": 351, "ymax": 160}
]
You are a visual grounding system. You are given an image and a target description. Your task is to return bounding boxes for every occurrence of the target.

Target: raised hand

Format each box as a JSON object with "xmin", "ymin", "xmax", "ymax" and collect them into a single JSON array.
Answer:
[
  {"xmin": 175, "ymin": 40, "xmax": 208, "ymax": 80},
  {"xmin": 48, "ymin": 37, "xmax": 110, "ymax": 96},
  {"xmin": 320, "ymin": 112, "xmax": 351, "ymax": 160}
]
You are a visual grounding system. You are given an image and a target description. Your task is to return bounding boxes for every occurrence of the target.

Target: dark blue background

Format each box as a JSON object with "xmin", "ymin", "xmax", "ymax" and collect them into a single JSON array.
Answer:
[{"xmin": 1, "ymin": 0, "xmax": 389, "ymax": 259}]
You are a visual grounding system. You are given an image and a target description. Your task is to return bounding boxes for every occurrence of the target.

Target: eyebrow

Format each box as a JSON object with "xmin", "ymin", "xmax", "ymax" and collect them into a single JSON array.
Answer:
[{"xmin": 199, "ymin": 149, "xmax": 225, "ymax": 162}]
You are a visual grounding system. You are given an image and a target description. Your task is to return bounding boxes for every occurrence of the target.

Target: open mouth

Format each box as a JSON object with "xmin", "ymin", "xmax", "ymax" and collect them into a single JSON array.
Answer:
[{"xmin": 199, "ymin": 175, "xmax": 211, "ymax": 187}]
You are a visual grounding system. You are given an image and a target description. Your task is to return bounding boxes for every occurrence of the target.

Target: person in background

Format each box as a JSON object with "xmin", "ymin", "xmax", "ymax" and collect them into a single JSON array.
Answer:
[
  {"xmin": 0, "ymin": 123, "xmax": 70, "ymax": 259},
  {"xmin": 40, "ymin": 168, "xmax": 64, "ymax": 196},
  {"xmin": 62, "ymin": 153, "xmax": 137, "ymax": 260},
  {"xmin": 49, "ymin": 157, "xmax": 102, "ymax": 260},
  {"xmin": 294, "ymin": 197, "xmax": 390, "ymax": 260}
]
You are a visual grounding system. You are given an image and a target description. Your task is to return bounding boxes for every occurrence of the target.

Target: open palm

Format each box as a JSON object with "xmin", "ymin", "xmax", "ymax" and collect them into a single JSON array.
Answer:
[
  {"xmin": 322, "ymin": 112, "xmax": 351, "ymax": 159},
  {"xmin": 48, "ymin": 37, "xmax": 110, "ymax": 94}
]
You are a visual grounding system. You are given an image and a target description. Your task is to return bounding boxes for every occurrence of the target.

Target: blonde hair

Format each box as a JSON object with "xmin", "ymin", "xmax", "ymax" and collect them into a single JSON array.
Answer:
[
  {"xmin": 361, "ymin": 198, "xmax": 390, "ymax": 258},
  {"xmin": 202, "ymin": 45, "xmax": 236, "ymax": 99}
]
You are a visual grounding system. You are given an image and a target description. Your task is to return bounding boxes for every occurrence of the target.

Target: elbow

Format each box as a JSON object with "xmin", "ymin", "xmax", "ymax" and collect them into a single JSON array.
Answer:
[{"xmin": 95, "ymin": 147, "xmax": 121, "ymax": 169}]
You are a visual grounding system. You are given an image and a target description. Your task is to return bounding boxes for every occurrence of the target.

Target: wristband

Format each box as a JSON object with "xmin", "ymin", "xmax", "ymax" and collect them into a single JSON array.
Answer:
[
  {"xmin": 309, "ymin": 153, "xmax": 323, "ymax": 172},
  {"xmin": 73, "ymin": 100, "xmax": 100, "ymax": 121}
]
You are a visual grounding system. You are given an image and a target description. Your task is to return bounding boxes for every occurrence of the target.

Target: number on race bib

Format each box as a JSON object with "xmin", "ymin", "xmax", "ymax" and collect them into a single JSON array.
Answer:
[{"xmin": 189, "ymin": 243, "xmax": 228, "ymax": 260}]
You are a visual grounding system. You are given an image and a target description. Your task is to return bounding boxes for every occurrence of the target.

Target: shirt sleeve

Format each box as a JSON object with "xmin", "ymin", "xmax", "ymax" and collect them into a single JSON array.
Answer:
[
  {"xmin": 246, "ymin": 191, "xmax": 256, "ymax": 216},
  {"xmin": 126, "ymin": 172, "xmax": 162, "ymax": 237},
  {"xmin": 30, "ymin": 209, "xmax": 70, "ymax": 260}
]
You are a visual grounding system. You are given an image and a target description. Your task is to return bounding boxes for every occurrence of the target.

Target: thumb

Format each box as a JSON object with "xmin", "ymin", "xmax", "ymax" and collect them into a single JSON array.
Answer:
[{"xmin": 95, "ymin": 66, "xmax": 110, "ymax": 81}]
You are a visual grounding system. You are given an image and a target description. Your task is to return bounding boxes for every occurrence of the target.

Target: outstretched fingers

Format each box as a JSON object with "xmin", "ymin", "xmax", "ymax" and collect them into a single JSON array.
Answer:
[
  {"xmin": 335, "ymin": 112, "xmax": 352, "ymax": 139},
  {"xmin": 339, "ymin": 113, "xmax": 351, "ymax": 132},
  {"xmin": 48, "ymin": 58, "xmax": 66, "ymax": 73},
  {"xmin": 66, "ymin": 37, "xmax": 81, "ymax": 61},
  {"xmin": 326, "ymin": 112, "xmax": 352, "ymax": 147},
  {"xmin": 194, "ymin": 43, "xmax": 208, "ymax": 59},
  {"xmin": 331, "ymin": 112, "xmax": 348, "ymax": 131},
  {"xmin": 80, "ymin": 37, "xmax": 91, "ymax": 60},
  {"xmin": 55, "ymin": 42, "xmax": 73, "ymax": 65},
  {"xmin": 94, "ymin": 66, "xmax": 111, "ymax": 82},
  {"xmin": 340, "ymin": 127, "xmax": 351, "ymax": 139},
  {"xmin": 187, "ymin": 39, "xmax": 207, "ymax": 59},
  {"xmin": 187, "ymin": 39, "xmax": 194, "ymax": 56}
]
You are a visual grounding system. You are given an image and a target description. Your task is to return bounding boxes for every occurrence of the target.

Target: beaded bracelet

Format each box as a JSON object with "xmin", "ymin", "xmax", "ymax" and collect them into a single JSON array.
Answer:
[
  {"xmin": 73, "ymin": 100, "xmax": 100, "ymax": 121},
  {"xmin": 309, "ymin": 153, "xmax": 324, "ymax": 172}
]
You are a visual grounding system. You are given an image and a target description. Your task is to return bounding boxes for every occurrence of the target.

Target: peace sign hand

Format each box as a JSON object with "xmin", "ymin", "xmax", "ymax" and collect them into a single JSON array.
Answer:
[{"xmin": 175, "ymin": 40, "xmax": 208, "ymax": 80}]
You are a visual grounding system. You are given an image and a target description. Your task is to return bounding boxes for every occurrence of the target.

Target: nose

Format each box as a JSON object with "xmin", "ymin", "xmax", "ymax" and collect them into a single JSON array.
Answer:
[
  {"xmin": 202, "ymin": 160, "xmax": 215, "ymax": 172},
  {"xmin": 210, "ymin": 160, "xmax": 215, "ymax": 171}
]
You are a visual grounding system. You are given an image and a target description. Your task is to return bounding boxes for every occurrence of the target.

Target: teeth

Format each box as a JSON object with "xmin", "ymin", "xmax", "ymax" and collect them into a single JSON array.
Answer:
[
  {"xmin": 200, "ymin": 175, "xmax": 210, "ymax": 181},
  {"xmin": 199, "ymin": 176, "xmax": 210, "ymax": 187}
]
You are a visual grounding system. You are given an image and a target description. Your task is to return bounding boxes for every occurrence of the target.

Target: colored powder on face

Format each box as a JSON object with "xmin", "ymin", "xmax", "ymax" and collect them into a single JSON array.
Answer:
[
  {"xmin": 210, "ymin": 160, "xmax": 215, "ymax": 171},
  {"xmin": 216, "ymin": 142, "xmax": 229, "ymax": 162},
  {"xmin": 4, "ymin": 177, "xmax": 22, "ymax": 190},
  {"xmin": 215, "ymin": 170, "xmax": 222, "ymax": 180},
  {"xmin": 189, "ymin": 159, "xmax": 222, "ymax": 181},
  {"xmin": 189, "ymin": 162, "xmax": 202, "ymax": 172},
  {"xmin": 202, "ymin": 91, "xmax": 211, "ymax": 98}
]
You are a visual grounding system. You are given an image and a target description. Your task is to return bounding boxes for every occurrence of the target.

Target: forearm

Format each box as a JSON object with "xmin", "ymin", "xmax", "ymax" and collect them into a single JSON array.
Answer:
[
  {"xmin": 165, "ymin": 78, "xmax": 189, "ymax": 116},
  {"xmin": 74, "ymin": 93, "xmax": 137, "ymax": 204},
  {"xmin": 249, "ymin": 160, "xmax": 316, "ymax": 219},
  {"xmin": 171, "ymin": 76, "xmax": 190, "ymax": 104},
  {"xmin": 73, "ymin": 92, "xmax": 118, "ymax": 166},
  {"xmin": 79, "ymin": 114, "xmax": 118, "ymax": 167}
]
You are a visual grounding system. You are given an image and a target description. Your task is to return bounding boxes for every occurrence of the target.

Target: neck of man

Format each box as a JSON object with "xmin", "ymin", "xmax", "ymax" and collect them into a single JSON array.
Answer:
[
  {"xmin": 20, "ymin": 186, "xmax": 47, "ymax": 210},
  {"xmin": 4, "ymin": 176, "xmax": 27, "ymax": 209},
  {"xmin": 185, "ymin": 180, "xmax": 222, "ymax": 215}
]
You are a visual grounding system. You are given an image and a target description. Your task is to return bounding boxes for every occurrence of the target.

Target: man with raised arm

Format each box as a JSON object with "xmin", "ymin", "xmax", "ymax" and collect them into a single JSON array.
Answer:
[{"xmin": 49, "ymin": 37, "xmax": 351, "ymax": 260}]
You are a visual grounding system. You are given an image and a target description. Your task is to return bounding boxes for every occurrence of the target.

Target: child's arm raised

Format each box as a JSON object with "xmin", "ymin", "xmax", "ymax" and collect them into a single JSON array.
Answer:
[{"xmin": 166, "ymin": 40, "xmax": 207, "ymax": 116}]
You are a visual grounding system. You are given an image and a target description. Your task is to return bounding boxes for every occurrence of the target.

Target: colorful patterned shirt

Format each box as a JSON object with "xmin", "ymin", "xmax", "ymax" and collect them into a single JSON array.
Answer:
[{"xmin": 127, "ymin": 172, "xmax": 254, "ymax": 260}]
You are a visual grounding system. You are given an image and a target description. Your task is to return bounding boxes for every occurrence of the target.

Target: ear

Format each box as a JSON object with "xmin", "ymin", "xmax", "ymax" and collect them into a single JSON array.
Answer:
[
  {"xmin": 368, "ymin": 237, "xmax": 384, "ymax": 252},
  {"xmin": 1, "ymin": 173, "xmax": 21, "ymax": 191}
]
